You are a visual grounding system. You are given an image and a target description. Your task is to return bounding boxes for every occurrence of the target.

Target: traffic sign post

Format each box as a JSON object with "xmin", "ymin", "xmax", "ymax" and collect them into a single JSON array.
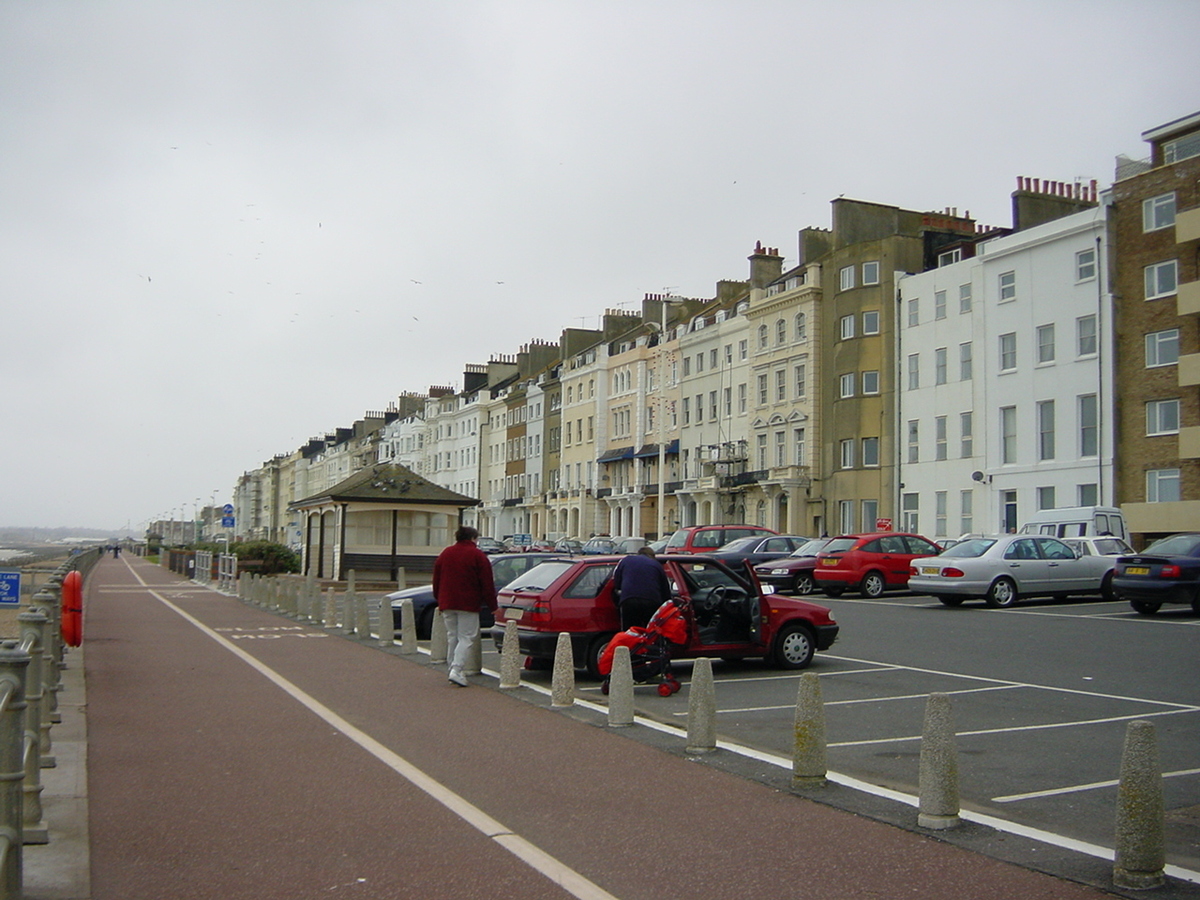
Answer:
[{"xmin": 0, "ymin": 570, "xmax": 21, "ymax": 606}]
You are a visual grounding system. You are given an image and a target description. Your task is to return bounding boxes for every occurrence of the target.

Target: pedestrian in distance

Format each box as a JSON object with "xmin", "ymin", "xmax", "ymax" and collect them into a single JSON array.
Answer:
[
  {"xmin": 611, "ymin": 546, "xmax": 671, "ymax": 631},
  {"xmin": 432, "ymin": 525, "xmax": 497, "ymax": 687}
]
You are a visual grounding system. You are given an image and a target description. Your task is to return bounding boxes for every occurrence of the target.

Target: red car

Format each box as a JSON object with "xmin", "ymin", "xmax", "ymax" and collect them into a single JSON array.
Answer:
[
  {"xmin": 491, "ymin": 555, "xmax": 838, "ymax": 678},
  {"xmin": 813, "ymin": 532, "xmax": 941, "ymax": 598}
]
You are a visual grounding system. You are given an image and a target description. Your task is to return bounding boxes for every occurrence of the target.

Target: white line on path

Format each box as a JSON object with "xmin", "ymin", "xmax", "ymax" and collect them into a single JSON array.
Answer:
[{"xmin": 125, "ymin": 563, "xmax": 620, "ymax": 900}]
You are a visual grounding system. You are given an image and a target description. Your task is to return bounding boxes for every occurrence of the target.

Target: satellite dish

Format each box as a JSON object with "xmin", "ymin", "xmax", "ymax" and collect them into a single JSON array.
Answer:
[{"xmin": 971, "ymin": 471, "xmax": 985, "ymax": 482}]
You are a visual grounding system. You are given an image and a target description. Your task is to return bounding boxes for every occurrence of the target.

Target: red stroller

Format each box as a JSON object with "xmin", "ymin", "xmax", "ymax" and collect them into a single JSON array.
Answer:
[{"xmin": 598, "ymin": 596, "xmax": 689, "ymax": 696}]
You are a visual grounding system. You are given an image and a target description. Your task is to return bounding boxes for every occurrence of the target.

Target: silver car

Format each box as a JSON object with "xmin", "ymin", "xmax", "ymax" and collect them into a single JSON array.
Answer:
[{"xmin": 908, "ymin": 534, "xmax": 1117, "ymax": 608}]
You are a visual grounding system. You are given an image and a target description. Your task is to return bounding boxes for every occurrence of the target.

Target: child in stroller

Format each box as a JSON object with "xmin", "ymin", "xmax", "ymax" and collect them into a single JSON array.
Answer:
[{"xmin": 598, "ymin": 595, "xmax": 690, "ymax": 696}]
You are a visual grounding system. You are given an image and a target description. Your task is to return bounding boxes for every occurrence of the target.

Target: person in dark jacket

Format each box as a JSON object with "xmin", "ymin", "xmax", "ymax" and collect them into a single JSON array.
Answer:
[
  {"xmin": 611, "ymin": 547, "xmax": 671, "ymax": 630},
  {"xmin": 432, "ymin": 525, "xmax": 497, "ymax": 687}
]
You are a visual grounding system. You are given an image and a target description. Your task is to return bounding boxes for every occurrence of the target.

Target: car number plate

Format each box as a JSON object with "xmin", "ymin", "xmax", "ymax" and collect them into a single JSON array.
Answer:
[
  {"xmin": 920, "ymin": 566, "xmax": 940, "ymax": 575},
  {"xmin": 1124, "ymin": 566, "xmax": 1150, "ymax": 576},
  {"xmin": 821, "ymin": 559, "xmax": 838, "ymax": 566}
]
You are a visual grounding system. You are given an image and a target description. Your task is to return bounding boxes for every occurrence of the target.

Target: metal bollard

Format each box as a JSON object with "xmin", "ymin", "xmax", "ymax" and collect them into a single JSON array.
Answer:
[
  {"xmin": 792, "ymin": 671, "xmax": 826, "ymax": 786},
  {"xmin": 685, "ymin": 658, "xmax": 716, "ymax": 754},
  {"xmin": 16, "ymin": 611, "xmax": 46, "ymax": 844},
  {"xmin": 918, "ymin": 693, "xmax": 960, "ymax": 830},
  {"xmin": 0, "ymin": 640, "xmax": 30, "ymax": 898},
  {"xmin": 498, "ymin": 620, "xmax": 522, "ymax": 690},
  {"xmin": 429, "ymin": 611, "xmax": 447, "ymax": 665},
  {"xmin": 1113, "ymin": 720, "xmax": 1165, "ymax": 890},
  {"xmin": 397, "ymin": 600, "xmax": 417, "ymax": 654},
  {"xmin": 606, "ymin": 645, "xmax": 634, "ymax": 727},
  {"xmin": 550, "ymin": 633, "xmax": 575, "ymax": 708}
]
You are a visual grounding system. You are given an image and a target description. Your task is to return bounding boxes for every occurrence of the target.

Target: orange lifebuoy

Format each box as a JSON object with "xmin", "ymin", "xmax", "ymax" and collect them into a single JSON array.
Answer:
[{"xmin": 62, "ymin": 571, "xmax": 83, "ymax": 647}]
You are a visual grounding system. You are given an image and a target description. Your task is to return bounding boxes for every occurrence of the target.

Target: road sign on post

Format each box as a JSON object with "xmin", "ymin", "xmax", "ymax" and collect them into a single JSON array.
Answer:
[
  {"xmin": 0, "ymin": 570, "xmax": 21, "ymax": 606},
  {"xmin": 222, "ymin": 516, "xmax": 235, "ymax": 528}
]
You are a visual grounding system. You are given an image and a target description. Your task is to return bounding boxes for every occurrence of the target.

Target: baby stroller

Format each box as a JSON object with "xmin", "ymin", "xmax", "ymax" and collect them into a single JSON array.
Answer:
[{"xmin": 598, "ymin": 596, "xmax": 689, "ymax": 696}]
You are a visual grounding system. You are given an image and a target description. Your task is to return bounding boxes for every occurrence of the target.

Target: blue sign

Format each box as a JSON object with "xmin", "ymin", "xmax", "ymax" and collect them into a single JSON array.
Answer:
[
  {"xmin": 222, "ymin": 504, "xmax": 234, "ymax": 515},
  {"xmin": 0, "ymin": 570, "xmax": 20, "ymax": 606},
  {"xmin": 222, "ymin": 516, "xmax": 236, "ymax": 528}
]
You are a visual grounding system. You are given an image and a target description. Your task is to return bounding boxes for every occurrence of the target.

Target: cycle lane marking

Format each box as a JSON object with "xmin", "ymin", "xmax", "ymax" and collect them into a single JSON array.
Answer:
[{"xmin": 123, "ymin": 564, "xmax": 620, "ymax": 900}]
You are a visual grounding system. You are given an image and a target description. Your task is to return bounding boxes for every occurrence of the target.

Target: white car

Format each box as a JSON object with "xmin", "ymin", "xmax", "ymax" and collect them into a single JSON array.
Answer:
[{"xmin": 907, "ymin": 534, "xmax": 1124, "ymax": 609}]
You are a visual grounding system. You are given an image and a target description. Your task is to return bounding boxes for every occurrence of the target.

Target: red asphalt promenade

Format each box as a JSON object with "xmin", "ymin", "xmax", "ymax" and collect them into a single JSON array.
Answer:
[{"xmin": 72, "ymin": 554, "xmax": 1124, "ymax": 900}]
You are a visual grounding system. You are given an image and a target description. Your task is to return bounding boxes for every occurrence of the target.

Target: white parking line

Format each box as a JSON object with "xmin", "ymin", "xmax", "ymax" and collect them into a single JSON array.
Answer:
[
  {"xmin": 688, "ymin": 683, "xmax": 1024, "ymax": 717},
  {"xmin": 994, "ymin": 768, "xmax": 1200, "ymax": 803}
]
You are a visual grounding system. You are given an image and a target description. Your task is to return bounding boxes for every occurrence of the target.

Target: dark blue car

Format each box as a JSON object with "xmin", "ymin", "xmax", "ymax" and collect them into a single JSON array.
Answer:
[
  {"xmin": 1113, "ymin": 533, "xmax": 1200, "ymax": 615},
  {"xmin": 386, "ymin": 552, "xmax": 566, "ymax": 638}
]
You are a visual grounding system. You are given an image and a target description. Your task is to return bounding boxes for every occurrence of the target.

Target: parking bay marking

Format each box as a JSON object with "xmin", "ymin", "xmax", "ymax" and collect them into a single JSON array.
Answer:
[{"xmin": 994, "ymin": 767, "xmax": 1200, "ymax": 803}]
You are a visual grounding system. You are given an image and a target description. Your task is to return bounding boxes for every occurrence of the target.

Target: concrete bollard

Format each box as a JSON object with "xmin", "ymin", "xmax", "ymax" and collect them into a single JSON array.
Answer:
[
  {"xmin": 918, "ymin": 692, "xmax": 960, "ymax": 830},
  {"xmin": 378, "ymin": 597, "xmax": 395, "ymax": 648},
  {"xmin": 17, "ymin": 610, "xmax": 47, "ymax": 844},
  {"xmin": 356, "ymin": 593, "xmax": 372, "ymax": 640},
  {"xmin": 323, "ymin": 588, "xmax": 337, "ymax": 628},
  {"xmin": 429, "ymin": 610, "xmax": 448, "ymax": 665},
  {"xmin": 607, "ymin": 645, "xmax": 634, "ymax": 728},
  {"xmin": 498, "ymin": 620, "xmax": 521, "ymax": 690},
  {"xmin": 686, "ymin": 658, "xmax": 717, "ymax": 754},
  {"xmin": 550, "ymin": 633, "xmax": 575, "ymax": 708},
  {"xmin": 398, "ymin": 600, "xmax": 418, "ymax": 654},
  {"xmin": 395, "ymin": 567, "xmax": 407, "ymax": 590},
  {"xmin": 1113, "ymin": 720, "xmax": 1166, "ymax": 890},
  {"xmin": 792, "ymin": 671, "xmax": 826, "ymax": 786},
  {"xmin": 0, "ymin": 640, "xmax": 29, "ymax": 897}
]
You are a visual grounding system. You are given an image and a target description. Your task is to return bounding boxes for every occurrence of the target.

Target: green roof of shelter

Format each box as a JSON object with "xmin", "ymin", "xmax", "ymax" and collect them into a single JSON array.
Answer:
[{"xmin": 291, "ymin": 464, "xmax": 477, "ymax": 509}]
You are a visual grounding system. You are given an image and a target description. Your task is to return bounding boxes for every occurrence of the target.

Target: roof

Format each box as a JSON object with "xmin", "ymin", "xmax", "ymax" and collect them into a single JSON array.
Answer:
[{"xmin": 290, "ymin": 463, "xmax": 477, "ymax": 510}]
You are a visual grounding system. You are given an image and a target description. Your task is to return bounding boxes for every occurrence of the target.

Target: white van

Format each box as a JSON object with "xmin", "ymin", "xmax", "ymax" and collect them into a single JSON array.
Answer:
[{"xmin": 1019, "ymin": 507, "xmax": 1128, "ymax": 542}]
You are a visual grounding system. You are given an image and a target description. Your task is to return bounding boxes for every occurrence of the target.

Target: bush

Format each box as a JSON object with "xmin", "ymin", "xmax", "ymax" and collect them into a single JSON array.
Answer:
[{"xmin": 231, "ymin": 541, "xmax": 300, "ymax": 575}]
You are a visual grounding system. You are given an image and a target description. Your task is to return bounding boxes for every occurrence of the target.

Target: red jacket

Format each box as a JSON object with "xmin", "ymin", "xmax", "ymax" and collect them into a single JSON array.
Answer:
[{"xmin": 432, "ymin": 540, "xmax": 497, "ymax": 613}]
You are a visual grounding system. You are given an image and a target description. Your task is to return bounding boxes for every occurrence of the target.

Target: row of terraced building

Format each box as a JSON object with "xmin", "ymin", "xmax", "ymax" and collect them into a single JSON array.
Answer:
[{"xmin": 229, "ymin": 111, "xmax": 1200, "ymax": 580}]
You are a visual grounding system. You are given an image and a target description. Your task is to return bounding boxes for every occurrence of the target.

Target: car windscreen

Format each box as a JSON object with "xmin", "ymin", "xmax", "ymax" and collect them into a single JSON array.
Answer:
[
  {"xmin": 665, "ymin": 529, "xmax": 689, "ymax": 549},
  {"xmin": 821, "ymin": 538, "xmax": 857, "ymax": 553},
  {"xmin": 941, "ymin": 539, "xmax": 996, "ymax": 558},
  {"xmin": 717, "ymin": 537, "xmax": 757, "ymax": 552},
  {"xmin": 790, "ymin": 538, "xmax": 829, "ymax": 557},
  {"xmin": 502, "ymin": 561, "xmax": 574, "ymax": 593},
  {"xmin": 1144, "ymin": 534, "xmax": 1200, "ymax": 557}
]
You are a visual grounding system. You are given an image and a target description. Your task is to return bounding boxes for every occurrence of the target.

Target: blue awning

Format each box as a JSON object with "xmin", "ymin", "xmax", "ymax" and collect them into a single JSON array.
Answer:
[
  {"xmin": 597, "ymin": 445, "xmax": 636, "ymax": 463},
  {"xmin": 634, "ymin": 439, "xmax": 679, "ymax": 459}
]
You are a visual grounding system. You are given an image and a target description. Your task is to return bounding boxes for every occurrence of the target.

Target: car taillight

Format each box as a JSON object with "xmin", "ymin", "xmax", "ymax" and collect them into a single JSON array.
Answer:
[
  {"xmin": 531, "ymin": 601, "xmax": 552, "ymax": 622},
  {"xmin": 941, "ymin": 567, "xmax": 965, "ymax": 578},
  {"xmin": 1159, "ymin": 564, "xmax": 1181, "ymax": 578}
]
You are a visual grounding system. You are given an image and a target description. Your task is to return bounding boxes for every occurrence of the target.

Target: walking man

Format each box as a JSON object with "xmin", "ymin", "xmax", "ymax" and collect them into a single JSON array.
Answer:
[
  {"xmin": 432, "ymin": 525, "xmax": 497, "ymax": 687},
  {"xmin": 611, "ymin": 546, "xmax": 671, "ymax": 631}
]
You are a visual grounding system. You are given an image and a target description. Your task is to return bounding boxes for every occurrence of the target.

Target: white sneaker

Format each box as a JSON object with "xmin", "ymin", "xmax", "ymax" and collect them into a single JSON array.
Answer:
[{"xmin": 448, "ymin": 668, "xmax": 468, "ymax": 687}]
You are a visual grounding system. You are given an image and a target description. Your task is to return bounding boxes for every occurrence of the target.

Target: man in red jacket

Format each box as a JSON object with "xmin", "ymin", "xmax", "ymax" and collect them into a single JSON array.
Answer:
[{"xmin": 432, "ymin": 525, "xmax": 497, "ymax": 686}]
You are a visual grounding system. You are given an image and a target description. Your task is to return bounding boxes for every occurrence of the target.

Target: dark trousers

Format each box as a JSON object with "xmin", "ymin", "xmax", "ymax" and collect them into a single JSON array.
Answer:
[{"xmin": 620, "ymin": 596, "xmax": 660, "ymax": 631}]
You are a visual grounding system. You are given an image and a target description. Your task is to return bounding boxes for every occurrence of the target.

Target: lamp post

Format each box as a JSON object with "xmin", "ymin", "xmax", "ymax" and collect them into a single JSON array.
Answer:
[{"xmin": 656, "ymin": 296, "xmax": 683, "ymax": 540}]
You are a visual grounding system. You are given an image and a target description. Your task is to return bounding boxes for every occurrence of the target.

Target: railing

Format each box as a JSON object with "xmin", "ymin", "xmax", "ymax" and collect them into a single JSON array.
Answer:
[{"xmin": 0, "ymin": 546, "xmax": 94, "ymax": 899}]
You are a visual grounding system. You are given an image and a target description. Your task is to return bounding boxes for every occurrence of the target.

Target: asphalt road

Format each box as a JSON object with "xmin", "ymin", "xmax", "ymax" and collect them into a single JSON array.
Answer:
[{"xmin": 500, "ymin": 590, "xmax": 1200, "ymax": 880}]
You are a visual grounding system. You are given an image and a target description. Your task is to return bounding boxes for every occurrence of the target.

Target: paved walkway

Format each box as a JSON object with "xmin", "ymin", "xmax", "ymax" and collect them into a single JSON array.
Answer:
[{"xmin": 25, "ymin": 555, "xmax": 1171, "ymax": 899}]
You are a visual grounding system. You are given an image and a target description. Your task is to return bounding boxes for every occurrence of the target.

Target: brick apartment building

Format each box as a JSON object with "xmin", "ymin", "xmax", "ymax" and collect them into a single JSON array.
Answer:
[{"xmin": 1111, "ymin": 111, "xmax": 1200, "ymax": 543}]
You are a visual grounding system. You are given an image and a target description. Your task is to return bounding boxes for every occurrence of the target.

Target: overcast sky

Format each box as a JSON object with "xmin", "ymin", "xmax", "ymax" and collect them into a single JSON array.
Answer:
[{"xmin": 2, "ymin": 1, "xmax": 1197, "ymax": 533}]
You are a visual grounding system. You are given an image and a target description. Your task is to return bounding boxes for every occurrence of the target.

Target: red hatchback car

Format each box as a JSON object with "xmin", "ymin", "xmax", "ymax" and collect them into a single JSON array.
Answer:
[
  {"xmin": 491, "ymin": 555, "xmax": 839, "ymax": 678},
  {"xmin": 813, "ymin": 532, "xmax": 941, "ymax": 598}
]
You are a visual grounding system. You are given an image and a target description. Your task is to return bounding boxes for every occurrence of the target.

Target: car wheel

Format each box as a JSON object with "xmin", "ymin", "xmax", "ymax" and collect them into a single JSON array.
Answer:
[
  {"xmin": 1193, "ymin": 592, "xmax": 1200, "ymax": 616},
  {"xmin": 985, "ymin": 577, "xmax": 1019, "ymax": 608},
  {"xmin": 585, "ymin": 633, "xmax": 613, "ymax": 681},
  {"xmin": 792, "ymin": 572, "xmax": 814, "ymax": 595},
  {"xmin": 1130, "ymin": 599, "xmax": 1161, "ymax": 616},
  {"xmin": 859, "ymin": 571, "xmax": 886, "ymax": 599},
  {"xmin": 418, "ymin": 606, "xmax": 436, "ymax": 641},
  {"xmin": 1100, "ymin": 572, "xmax": 1116, "ymax": 602},
  {"xmin": 772, "ymin": 623, "xmax": 815, "ymax": 670},
  {"xmin": 935, "ymin": 595, "xmax": 965, "ymax": 607}
]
